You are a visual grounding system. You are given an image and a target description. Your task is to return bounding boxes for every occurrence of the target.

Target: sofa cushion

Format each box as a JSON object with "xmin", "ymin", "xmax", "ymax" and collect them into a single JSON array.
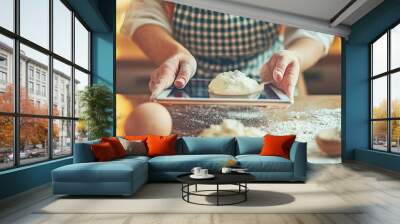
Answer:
[
  {"xmin": 260, "ymin": 134, "xmax": 296, "ymax": 159},
  {"xmin": 149, "ymin": 154, "xmax": 235, "ymax": 172},
  {"xmin": 118, "ymin": 138, "xmax": 147, "ymax": 156},
  {"xmin": 147, "ymin": 135, "xmax": 178, "ymax": 157},
  {"xmin": 91, "ymin": 142, "xmax": 118, "ymax": 161},
  {"xmin": 179, "ymin": 137, "xmax": 236, "ymax": 155},
  {"xmin": 101, "ymin": 137, "xmax": 127, "ymax": 158},
  {"xmin": 53, "ymin": 158, "xmax": 147, "ymax": 183},
  {"xmin": 236, "ymin": 137, "xmax": 263, "ymax": 155},
  {"xmin": 236, "ymin": 155, "xmax": 293, "ymax": 172},
  {"xmin": 116, "ymin": 155, "xmax": 150, "ymax": 163},
  {"xmin": 73, "ymin": 140, "xmax": 100, "ymax": 163}
]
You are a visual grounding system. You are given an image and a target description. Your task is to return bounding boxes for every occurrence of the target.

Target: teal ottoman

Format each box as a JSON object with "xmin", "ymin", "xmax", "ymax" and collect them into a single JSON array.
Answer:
[{"xmin": 52, "ymin": 156, "xmax": 148, "ymax": 196}]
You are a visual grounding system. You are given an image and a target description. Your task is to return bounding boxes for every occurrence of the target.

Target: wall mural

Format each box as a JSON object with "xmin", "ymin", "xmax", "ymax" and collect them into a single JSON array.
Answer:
[{"xmin": 116, "ymin": 0, "xmax": 342, "ymax": 164}]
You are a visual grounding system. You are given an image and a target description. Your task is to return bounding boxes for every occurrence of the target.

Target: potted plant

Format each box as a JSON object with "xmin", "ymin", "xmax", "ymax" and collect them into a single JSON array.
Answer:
[{"xmin": 79, "ymin": 84, "xmax": 113, "ymax": 140}]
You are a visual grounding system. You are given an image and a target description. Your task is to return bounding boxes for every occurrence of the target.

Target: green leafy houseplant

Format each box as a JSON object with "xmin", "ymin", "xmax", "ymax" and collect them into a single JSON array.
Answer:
[{"xmin": 79, "ymin": 84, "xmax": 113, "ymax": 140}]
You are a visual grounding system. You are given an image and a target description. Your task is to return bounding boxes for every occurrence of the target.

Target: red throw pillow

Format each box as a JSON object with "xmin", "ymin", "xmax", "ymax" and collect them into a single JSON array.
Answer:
[
  {"xmin": 91, "ymin": 142, "xmax": 117, "ymax": 162},
  {"xmin": 101, "ymin": 137, "xmax": 127, "ymax": 158},
  {"xmin": 260, "ymin": 134, "xmax": 296, "ymax": 159},
  {"xmin": 146, "ymin": 135, "xmax": 178, "ymax": 157}
]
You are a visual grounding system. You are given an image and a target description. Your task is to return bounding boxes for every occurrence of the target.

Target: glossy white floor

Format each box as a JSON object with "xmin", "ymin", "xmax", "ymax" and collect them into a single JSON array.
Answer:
[{"xmin": 0, "ymin": 162, "xmax": 400, "ymax": 224}]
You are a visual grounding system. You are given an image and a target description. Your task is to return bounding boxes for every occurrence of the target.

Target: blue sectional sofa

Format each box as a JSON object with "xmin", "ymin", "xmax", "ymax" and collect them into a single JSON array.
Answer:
[{"xmin": 52, "ymin": 137, "xmax": 307, "ymax": 196}]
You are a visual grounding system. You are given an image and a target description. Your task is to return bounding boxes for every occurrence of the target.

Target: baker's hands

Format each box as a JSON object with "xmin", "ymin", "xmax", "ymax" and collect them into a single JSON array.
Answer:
[
  {"xmin": 260, "ymin": 50, "xmax": 301, "ymax": 101},
  {"xmin": 149, "ymin": 52, "xmax": 197, "ymax": 99}
]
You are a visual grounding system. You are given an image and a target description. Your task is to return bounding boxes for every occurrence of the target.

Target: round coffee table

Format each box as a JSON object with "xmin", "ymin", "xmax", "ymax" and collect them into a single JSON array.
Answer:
[{"xmin": 177, "ymin": 173, "xmax": 255, "ymax": 206}]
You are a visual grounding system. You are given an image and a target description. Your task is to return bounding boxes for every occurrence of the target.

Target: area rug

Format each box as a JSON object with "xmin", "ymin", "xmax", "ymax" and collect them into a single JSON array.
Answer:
[{"xmin": 38, "ymin": 183, "xmax": 362, "ymax": 214}]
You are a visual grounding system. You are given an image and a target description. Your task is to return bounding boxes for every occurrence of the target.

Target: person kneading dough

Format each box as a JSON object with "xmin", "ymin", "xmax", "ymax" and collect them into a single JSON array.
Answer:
[{"xmin": 121, "ymin": 1, "xmax": 333, "ymax": 100}]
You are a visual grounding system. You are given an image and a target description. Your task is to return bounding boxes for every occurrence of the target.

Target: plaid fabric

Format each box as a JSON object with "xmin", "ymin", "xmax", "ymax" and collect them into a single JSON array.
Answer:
[{"xmin": 172, "ymin": 4, "xmax": 283, "ymax": 81}]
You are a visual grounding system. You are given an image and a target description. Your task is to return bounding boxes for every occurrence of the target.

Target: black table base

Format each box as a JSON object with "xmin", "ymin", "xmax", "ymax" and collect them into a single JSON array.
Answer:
[{"xmin": 181, "ymin": 183, "xmax": 249, "ymax": 206}]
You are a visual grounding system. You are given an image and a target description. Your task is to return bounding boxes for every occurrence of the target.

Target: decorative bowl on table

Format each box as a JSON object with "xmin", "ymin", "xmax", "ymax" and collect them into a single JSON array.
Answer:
[{"xmin": 316, "ymin": 128, "xmax": 341, "ymax": 156}]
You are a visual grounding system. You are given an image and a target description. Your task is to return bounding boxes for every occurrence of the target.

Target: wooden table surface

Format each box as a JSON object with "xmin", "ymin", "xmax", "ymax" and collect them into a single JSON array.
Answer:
[{"xmin": 117, "ymin": 94, "xmax": 340, "ymax": 137}]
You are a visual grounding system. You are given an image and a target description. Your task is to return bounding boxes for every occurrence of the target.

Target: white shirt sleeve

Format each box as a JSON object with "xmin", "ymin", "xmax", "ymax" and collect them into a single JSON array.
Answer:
[
  {"xmin": 120, "ymin": 0, "xmax": 172, "ymax": 37},
  {"xmin": 284, "ymin": 27, "xmax": 334, "ymax": 55}
]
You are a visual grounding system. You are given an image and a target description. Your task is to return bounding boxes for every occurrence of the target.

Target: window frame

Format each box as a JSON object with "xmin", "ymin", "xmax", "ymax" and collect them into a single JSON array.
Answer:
[
  {"xmin": 0, "ymin": 0, "xmax": 92, "ymax": 171},
  {"xmin": 370, "ymin": 21, "xmax": 400, "ymax": 154}
]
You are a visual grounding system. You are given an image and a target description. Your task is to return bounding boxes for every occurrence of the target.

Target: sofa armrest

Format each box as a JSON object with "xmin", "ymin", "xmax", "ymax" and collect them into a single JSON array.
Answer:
[
  {"xmin": 289, "ymin": 141, "xmax": 307, "ymax": 181},
  {"xmin": 73, "ymin": 140, "xmax": 99, "ymax": 163}
]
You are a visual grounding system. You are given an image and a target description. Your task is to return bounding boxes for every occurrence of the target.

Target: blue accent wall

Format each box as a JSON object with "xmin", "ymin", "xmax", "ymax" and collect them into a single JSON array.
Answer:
[
  {"xmin": 91, "ymin": 0, "xmax": 116, "ymax": 135},
  {"xmin": 91, "ymin": 32, "xmax": 115, "ymax": 135},
  {"xmin": 355, "ymin": 149, "xmax": 400, "ymax": 172},
  {"xmin": 343, "ymin": 0, "xmax": 400, "ymax": 171},
  {"xmin": 342, "ymin": 43, "xmax": 370, "ymax": 160},
  {"xmin": 0, "ymin": 0, "xmax": 116, "ymax": 200},
  {"xmin": 66, "ymin": 0, "xmax": 110, "ymax": 32}
]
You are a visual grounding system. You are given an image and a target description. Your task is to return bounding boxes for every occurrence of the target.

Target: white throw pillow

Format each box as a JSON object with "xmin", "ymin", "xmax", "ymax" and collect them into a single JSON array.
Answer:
[{"xmin": 118, "ymin": 137, "xmax": 147, "ymax": 156}]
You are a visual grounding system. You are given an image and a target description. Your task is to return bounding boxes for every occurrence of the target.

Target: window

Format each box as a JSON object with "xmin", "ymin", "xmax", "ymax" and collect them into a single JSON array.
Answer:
[
  {"xmin": 0, "ymin": 54, "xmax": 8, "ymax": 89},
  {"xmin": 0, "ymin": 116, "xmax": 14, "ymax": 170},
  {"xmin": 0, "ymin": 35, "xmax": 14, "ymax": 113},
  {"xmin": 74, "ymin": 69, "xmax": 89, "ymax": 142},
  {"xmin": 28, "ymin": 67, "xmax": 34, "ymax": 80},
  {"xmin": 35, "ymin": 70, "xmax": 41, "ymax": 81},
  {"xmin": 371, "ymin": 23, "xmax": 400, "ymax": 154},
  {"xmin": 42, "ymin": 85, "xmax": 46, "ymax": 97},
  {"xmin": 20, "ymin": 0, "xmax": 49, "ymax": 49},
  {"xmin": 75, "ymin": 18, "xmax": 90, "ymax": 70},
  {"xmin": 0, "ymin": 71, "xmax": 6, "ymax": 85},
  {"xmin": 0, "ymin": 0, "xmax": 14, "ymax": 32},
  {"xmin": 0, "ymin": 0, "xmax": 91, "ymax": 170},
  {"xmin": 53, "ymin": 119, "xmax": 72, "ymax": 158},
  {"xmin": 28, "ymin": 81, "xmax": 34, "ymax": 94},
  {"xmin": 53, "ymin": 0, "xmax": 72, "ymax": 60},
  {"xmin": 0, "ymin": 55, "xmax": 7, "ymax": 67},
  {"xmin": 74, "ymin": 69, "xmax": 89, "ymax": 118},
  {"xmin": 53, "ymin": 59, "xmax": 72, "ymax": 117},
  {"xmin": 35, "ymin": 83, "xmax": 40, "ymax": 95}
]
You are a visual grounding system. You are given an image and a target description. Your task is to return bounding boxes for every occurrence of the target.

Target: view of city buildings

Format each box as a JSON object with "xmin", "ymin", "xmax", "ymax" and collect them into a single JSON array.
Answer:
[
  {"xmin": 0, "ymin": 0, "xmax": 90, "ymax": 170},
  {"xmin": 0, "ymin": 40, "xmax": 87, "ymax": 169}
]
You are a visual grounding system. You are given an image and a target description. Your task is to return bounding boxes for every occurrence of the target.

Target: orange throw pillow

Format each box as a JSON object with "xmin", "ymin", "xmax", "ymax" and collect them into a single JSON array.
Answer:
[
  {"xmin": 146, "ymin": 135, "xmax": 178, "ymax": 157},
  {"xmin": 260, "ymin": 134, "xmax": 296, "ymax": 159},
  {"xmin": 91, "ymin": 142, "xmax": 117, "ymax": 162},
  {"xmin": 101, "ymin": 137, "xmax": 127, "ymax": 158}
]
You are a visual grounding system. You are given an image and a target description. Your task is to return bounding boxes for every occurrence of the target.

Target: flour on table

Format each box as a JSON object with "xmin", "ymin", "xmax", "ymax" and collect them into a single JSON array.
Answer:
[
  {"xmin": 199, "ymin": 119, "xmax": 265, "ymax": 137},
  {"xmin": 197, "ymin": 108, "xmax": 341, "ymax": 143},
  {"xmin": 266, "ymin": 108, "xmax": 341, "ymax": 143}
]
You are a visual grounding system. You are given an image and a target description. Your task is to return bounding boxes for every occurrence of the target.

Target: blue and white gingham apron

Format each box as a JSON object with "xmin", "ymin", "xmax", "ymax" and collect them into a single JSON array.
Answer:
[{"xmin": 172, "ymin": 4, "xmax": 283, "ymax": 83}]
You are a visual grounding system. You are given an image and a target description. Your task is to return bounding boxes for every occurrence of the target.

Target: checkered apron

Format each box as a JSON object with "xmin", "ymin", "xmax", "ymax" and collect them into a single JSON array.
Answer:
[{"xmin": 172, "ymin": 4, "xmax": 283, "ymax": 86}]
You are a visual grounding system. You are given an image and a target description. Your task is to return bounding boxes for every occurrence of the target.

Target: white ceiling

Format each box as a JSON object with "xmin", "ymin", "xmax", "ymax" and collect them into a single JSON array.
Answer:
[
  {"xmin": 227, "ymin": 0, "xmax": 352, "ymax": 21},
  {"xmin": 167, "ymin": 0, "xmax": 384, "ymax": 37}
]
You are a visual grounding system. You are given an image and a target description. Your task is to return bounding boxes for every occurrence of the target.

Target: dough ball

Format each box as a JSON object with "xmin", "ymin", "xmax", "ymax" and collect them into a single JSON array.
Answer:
[
  {"xmin": 208, "ymin": 70, "xmax": 261, "ymax": 95},
  {"xmin": 124, "ymin": 102, "xmax": 172, "ymax": 136}
]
